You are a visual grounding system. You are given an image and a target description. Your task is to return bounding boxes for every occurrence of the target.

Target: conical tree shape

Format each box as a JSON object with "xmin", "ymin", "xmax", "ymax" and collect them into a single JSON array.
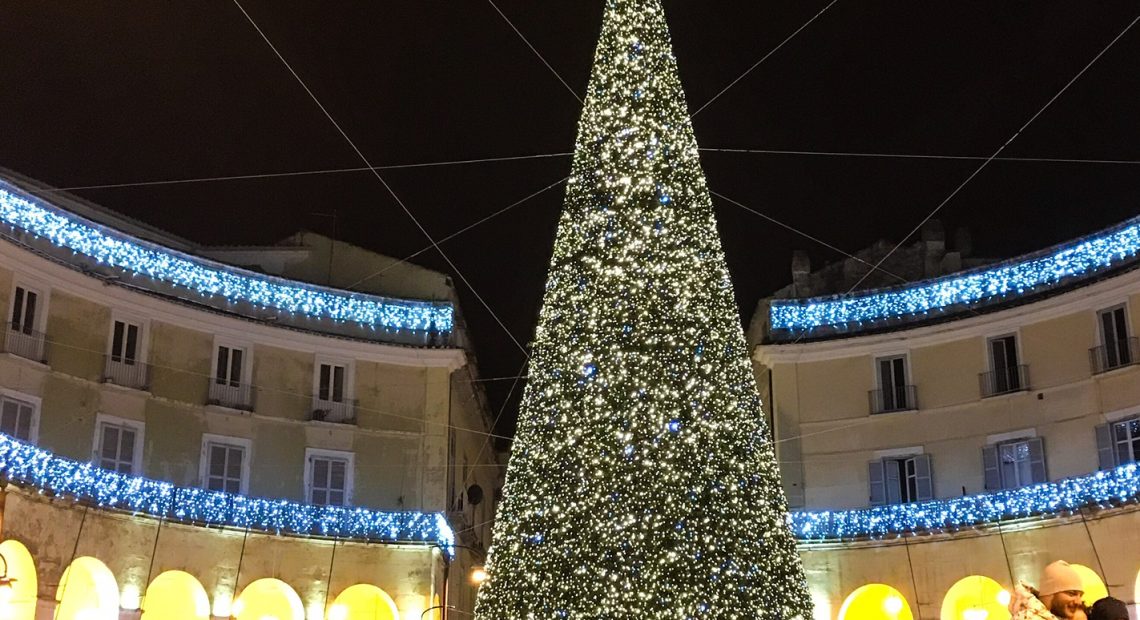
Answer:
[{"xmin": 475, "ymin": 1, "xmax": 812, "ymax": 618}]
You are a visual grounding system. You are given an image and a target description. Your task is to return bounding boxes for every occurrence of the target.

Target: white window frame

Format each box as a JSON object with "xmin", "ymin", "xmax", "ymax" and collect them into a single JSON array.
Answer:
[
  {"xmin": 1097, "ymin": 302, "xmax": 1133, "ymax": 346},
  {"xmin": 8, "ymin": 279, "xmax": 49, "ymax": 334},
  {"xmin": 0, "ymin": 389, "xmax": 41, "ymax": 444},
  {"xmin": 1112, "ymin": 418, "xmax": 1140, "ymax": 465},
  {"xmin": 304, "ymin": 447, "xmax": 354, "ymax": 506},
  {"xmin": 199, "ymin": 434, "xmax": 252, "ymax": 495},
  {"xmin": 92, "ymin": 413, "xmax": 145, "ymax": 475},
  {"xmin": 107, "ymin": 311, "xmax": 150, "ymax": 365},
  {"xmin": 210, "ymin": 338, "xmax": 253, "ymax": 387},
  {"xmin": 872, "ymin": 352, "xmax": 913, "ymax": 412},
  {"xmin": 313, "ymin": 357, "xmax": 354, "ymax": 404}
]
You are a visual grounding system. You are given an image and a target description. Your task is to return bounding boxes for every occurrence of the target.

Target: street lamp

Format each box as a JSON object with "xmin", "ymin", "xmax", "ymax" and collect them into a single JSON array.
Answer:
[{"xmin": 469, "ymin": 567, "xmax": 488, "ymax": 587}]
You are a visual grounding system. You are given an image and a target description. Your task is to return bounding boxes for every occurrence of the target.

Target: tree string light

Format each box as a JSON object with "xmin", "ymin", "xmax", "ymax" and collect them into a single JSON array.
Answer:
[
  {"xmin": 0, "ymin": 433, "xmax": 455, "ymax": 556},
  {"xmin": 474, "ymin": 1, "xmax": 812, "ymax": 618},
  {"xmin": 770, "ymin": 217, "xmax": 1140, "ymax": 338},
  {"xmin": 0, "ymin": 182, "xmax": 454, "ymax": 335}
]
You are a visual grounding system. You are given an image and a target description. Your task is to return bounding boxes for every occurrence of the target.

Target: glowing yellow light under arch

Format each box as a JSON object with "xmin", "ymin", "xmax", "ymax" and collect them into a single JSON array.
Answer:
[
  {"xmin": 0, "ymin": 539, "xmax": 38, "ymax": 620},
  {"xmin": 55, "ymin": 556, "xmax": 120, "ymax": 620},
  {"xmin": 838, "ymin": 584, "xmax": 914, "ymax": 620},
  {"xmin": 327, "ymin": 584, "xmax": 399, "ymax": 620},
  {"xmin": 940, "ymin": 575, "xmax": 1011, "ymax": 620},
  {"xmin": 1070, "ymin": 564, "xmax": 1109, "ymax": 607},
  {"xmin": 141, "ymin": 570, "xmax": 210, "ymax": 620},
  {"xmin": 232, "ymin": 578, "xmax": 305, "ymax": 620}
]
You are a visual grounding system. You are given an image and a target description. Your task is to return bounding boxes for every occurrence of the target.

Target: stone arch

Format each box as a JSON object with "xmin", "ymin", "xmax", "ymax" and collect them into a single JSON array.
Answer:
[
  {"xmin": 141, "ymin": 570, "xmax": 210, "ymax": 620},
  {"xmin": 0, "ymin": 539, "xmax": 38, "ymax": 620},
  {"xmin": 940, "ymin": 575, "xmax": 1011, "ymax": 620},
  {"xmin": 838, "ymin": 584, "xmax": 914, "ymax": 620},
  {"xmin": 232, "ymin": 578, "xmax": 305, "ymax": 620},
  {"xmin": 55, "ymin": 556, "xmax": 120, "ymax": 620},
  {"xmin": 327, "ymin": 584, "xmax": 400, "ymax": 620}
]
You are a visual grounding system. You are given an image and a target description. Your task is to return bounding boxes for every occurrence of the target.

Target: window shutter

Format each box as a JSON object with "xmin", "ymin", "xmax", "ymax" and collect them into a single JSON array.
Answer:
[
  {"xmin": 982, "ymin": 445, "xmax": 1001, "ymax": 490},
  {"xmin": 868, "ymin": 460, "xmax": 886, "ymax": 507},
  {"xmin": 1095, "ymin": 424, "xmax": 1116, "ymax": 470},
  {"xmin": 913, "ymin": 454, "xmax": 934, "ymax": 501},
  {"xmin": 884, "ymin": 460, "xmax": 902, "ymax": 505},
  {"xmin": 1027, "ymin": 437, "xmax": 1047, "ymax": 484}
]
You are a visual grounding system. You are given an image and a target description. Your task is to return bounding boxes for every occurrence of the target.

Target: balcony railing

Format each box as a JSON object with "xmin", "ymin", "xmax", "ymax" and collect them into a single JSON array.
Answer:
[
  {"xmin": 979, "ymin": 364, "xmax": 1030, "ymax": 398},
  {"xmin": 4, "ymin": 325, "xmax": 46, "ymax": 363},
  {"xmin": 104, "ymin": 355, "xmax": 150, "ymax": 390},
  {"xmin": 869, "ymin": 385, "xmax": 917, "ymax": 414},
  {"xmin": 311, "ymin": 398, "xmax": 357, "ymax": 424},
  {"xmin": 208, "ymin": 381, "xmax": 254, "ymax": 411},
  {"xmin": 1090, "ymin": 337, "xmax": 1139, "ymax": 374}
]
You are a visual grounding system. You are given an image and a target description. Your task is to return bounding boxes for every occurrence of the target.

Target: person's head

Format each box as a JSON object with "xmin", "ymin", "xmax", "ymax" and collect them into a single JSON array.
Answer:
[
  {"xmin": 1089, "ymin": 597, "xmax": 1130, "ymax": 620},
  {"xmin": 1037, "ymin": 561, "xmax": 1085, "ymax": 619}
]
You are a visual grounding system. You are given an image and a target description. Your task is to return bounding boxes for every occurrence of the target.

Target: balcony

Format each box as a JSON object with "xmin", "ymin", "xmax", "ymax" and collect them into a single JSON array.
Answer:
[
  {"xmin": 4, "ymin": 325, "xmax": 46, "ymax": 363},
  {"xmin": 103, "ymin": 355, "xmax": 150, "ymax": 391},
  {"xmin": 311, "ymin": 398, "xmax": 357, "ymax": 424},
  {"xmin": 208, "ymin": 381, "xmax": 254, "ymax": 411},
  {"xmin": 869, "ymin": 385, "xmax": 917, "ymax": 414},
  {"xmin": 979, "ymin": 365, "xmax": 1030, "ymax": 398},
  {"xmin": 1090, "ymin": 337, "xmax": 1139, "ymax": 374}
]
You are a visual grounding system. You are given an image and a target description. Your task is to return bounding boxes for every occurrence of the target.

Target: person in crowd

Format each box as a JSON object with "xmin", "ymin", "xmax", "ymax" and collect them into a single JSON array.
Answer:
[
  {"xmin": 1088, "ymin": 597, "xmax": 1130, "ymax": 620},
  {"xmin": 1009, "ymin": 560, "xmax": 1087, "ymax": 620}
]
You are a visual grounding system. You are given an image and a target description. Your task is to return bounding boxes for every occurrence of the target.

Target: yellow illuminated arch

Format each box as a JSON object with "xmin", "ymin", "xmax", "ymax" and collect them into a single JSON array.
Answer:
[
  {"xmin": 141, "ymin": 570, "xmax": 210, "ymax": 620},
  {"xmin": 0, "ymin": 539, "xmax": 38, "ymax": 620},
  {"xmin": 432, "ymin": 593, "xmax": 442, "ymax": 620},
  {"xmin": 55, "ymin": 556, "xmax": 120, "ymax": 620},
  {"xmin": 1070, "ymin": 564, "xmax": 1108, "ymax": 607},
  {"xmin": 940, "ymin": 575, "xmax": 1011, "ymax": 620},
  {"xmin": 232, "ymin": 578, "xmax": 305, "ymax": 620},
  {"xmin": 327, "ymin": 584, "xmax": 399, "ymax": 620},
  {"xmin": 838, "ymin": 584, "xmax": 914, "ymax": 620}
]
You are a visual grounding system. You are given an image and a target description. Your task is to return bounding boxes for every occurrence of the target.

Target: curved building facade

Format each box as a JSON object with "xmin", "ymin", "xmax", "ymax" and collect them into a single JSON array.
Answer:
[
  {"xmin": 0, "ymin": 171, "xmax": 502, "ymax": 620},
  {"xmin": 752, "ymin": 218, "xmax": 1140, "ymax": 619}
]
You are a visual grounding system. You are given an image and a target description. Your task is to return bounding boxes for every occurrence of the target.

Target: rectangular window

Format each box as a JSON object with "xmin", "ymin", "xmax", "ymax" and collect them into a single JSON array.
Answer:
[
  {"xmin": 1099, "ymin": 306, "xmax": 1132, "ymax": 369},
  {"xmin": 205, "ymin": 442, "xmax": 245, "ymax": 493},
  {"xmin": 110, "ymin": 320, "xmax": 141, "ymax": 365},
  {"xmin": 869, "ymin": 454, "xmax": 932, "ymax": 506},
  {"xmin": 318, "ymin": 363, "xmax": 346, "ymax": 402},
  {"xmin": 984, "ymin": 437, "xmax": 1046, "ymax": 490},
  {"xmin": 309, "ymin": 455, "xmax": 349, "ymax": 506},
  {"xmin": 874, "ymin": 355, "xmax": 911, "ymax": 412},
  {"xmin": 215, "ymin": 345, "xmax": 244, "ymax": 387},
  {"xmin": 98, "ymin": 421, "xmax": 139, "ymax": 474},
  {"xmin": 0, "ymin": 396, "xmax": 34, "ymax": 441},
  {"xmin": 9, "ymin": 286, "xmax": 38, "ymax": 334},
  {"xmin": 988, "ymin": 335, "xmax": 1021, "ymax": 394},
  {"xmin": 1113, "ymin": 418, "xmax": 1140, "ymax": 465}
]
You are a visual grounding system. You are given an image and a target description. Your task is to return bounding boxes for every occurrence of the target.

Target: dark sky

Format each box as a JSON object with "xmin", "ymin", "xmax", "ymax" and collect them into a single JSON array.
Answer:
[{"xmin": 3, "ymin": 2, "xmax": 1139, "ymax": 437}]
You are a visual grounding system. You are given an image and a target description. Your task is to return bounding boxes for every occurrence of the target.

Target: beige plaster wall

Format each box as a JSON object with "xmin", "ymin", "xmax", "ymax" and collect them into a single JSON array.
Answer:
[
  {"xmin": 43, "ymin": 291, "xmax": 108, "ymax": 382},
  {"xmin": 148, "ymin": 322, "xmax": 211, "ymax": 405},
  {"xmin": 252, "ymin": 345, "xmax": 312, "ymax": 423}
]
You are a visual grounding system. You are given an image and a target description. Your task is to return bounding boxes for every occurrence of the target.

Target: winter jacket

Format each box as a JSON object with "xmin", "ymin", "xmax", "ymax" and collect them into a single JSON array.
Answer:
[{"xmin": 1009, "ymin": 580, "xmax": 1059, "ymax": 620}]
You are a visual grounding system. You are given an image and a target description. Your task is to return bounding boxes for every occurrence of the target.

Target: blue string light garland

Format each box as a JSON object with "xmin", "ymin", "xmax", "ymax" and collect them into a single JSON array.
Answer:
[
  {"xmin": 770, "ymin": 217, "xmax": 1140, "ymax": 336},
  {"xmin": 0, "ymin": 183, "xmax": 454, "ymax": 335},
  {"xmin": 0, "ymin": 434, "xmax": 455, "ymax": 556}
]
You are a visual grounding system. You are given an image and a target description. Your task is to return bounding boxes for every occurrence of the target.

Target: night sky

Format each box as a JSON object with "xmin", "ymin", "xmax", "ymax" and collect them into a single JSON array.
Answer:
[{"xmin": 3, "ymin": 2, "xmax": 1138, "ymax": 437}]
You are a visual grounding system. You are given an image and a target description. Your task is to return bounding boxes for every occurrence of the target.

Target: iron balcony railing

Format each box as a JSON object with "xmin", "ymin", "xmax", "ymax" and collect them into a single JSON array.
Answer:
[
  {"xmin": 208, "ymin": 381, "xmax": 254, "ymax": 411},
  {"xmin": 104, "ymin": 354, "xmax": 150, "ymax": 390},
  {"xmin": 4, "ymin": 324, "xmax": 46, "ymax": 363},
  {"xmin": 979, "ymin": 364, "xmax": 1030, "ymax": 398},
  {"xmin": 311, "ymin": 398, "xmax": 357, "ymax": 425},
  {"xmin": 869, "ymin": 385, "xmax": 918, "ymax": 414},
  {"xmin": 1090, "ymin": 337, "xmax": 1139, "ymax": 374}
]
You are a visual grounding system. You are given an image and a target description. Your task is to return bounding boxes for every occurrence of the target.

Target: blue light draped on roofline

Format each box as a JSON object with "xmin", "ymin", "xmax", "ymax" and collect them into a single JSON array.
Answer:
[
  {"xmin": 789, "ymin": 462, "xmax": 1140, "ymax": 540},
  {"xmin": 0, "ymin": 183, "xmax": 453, "ymax": 334},
  {"xmin": 0, "ymin": 434, "xmax": 455, "ymax": 557},
  {"xmin": 770, "ymin": 217, "xmax": 1140, "ymax": 334}
]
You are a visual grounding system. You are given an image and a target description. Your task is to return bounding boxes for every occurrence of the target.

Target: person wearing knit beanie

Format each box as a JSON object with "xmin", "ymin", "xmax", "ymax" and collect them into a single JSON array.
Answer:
[{"xmin": 1038, "ymin": 561, "xmax": 1087, "ymax": 619}]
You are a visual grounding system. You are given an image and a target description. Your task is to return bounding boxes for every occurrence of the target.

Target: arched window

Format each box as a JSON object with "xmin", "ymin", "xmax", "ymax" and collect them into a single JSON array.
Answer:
[
  {"xmin": 55, "ymin": 556, "xmax": 119, "ymax": 620},
  {"xmin": 941, "ymin": 575, "xmax": 1011, "ymax": 620},
  {"xmin": 141, "ymin": 570, "xmax": 210, "ymax": 620},
  {"xmin": 1070, "ymin": 564, "xmax": 1109, "ymax": 607},
  {"xmin": 327, "ymin": 584, "xmax": 400, "ymax": 620},
  {"xmin": 838, "ymin": 584, "xmax": 914, "ymax": 620},
  {"xmin": 0, "ymin": 539, "xmax": 38, "ymax": 620},
  {"xmin": 232, "ymin": 578, "xmax": 305, "ymax": 620}
]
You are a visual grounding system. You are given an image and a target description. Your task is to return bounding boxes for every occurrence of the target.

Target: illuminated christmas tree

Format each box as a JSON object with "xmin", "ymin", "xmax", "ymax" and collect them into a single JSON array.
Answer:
[{"xmin": 475, "ymin": 1, "xmax": 812, "ymax": 618}]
